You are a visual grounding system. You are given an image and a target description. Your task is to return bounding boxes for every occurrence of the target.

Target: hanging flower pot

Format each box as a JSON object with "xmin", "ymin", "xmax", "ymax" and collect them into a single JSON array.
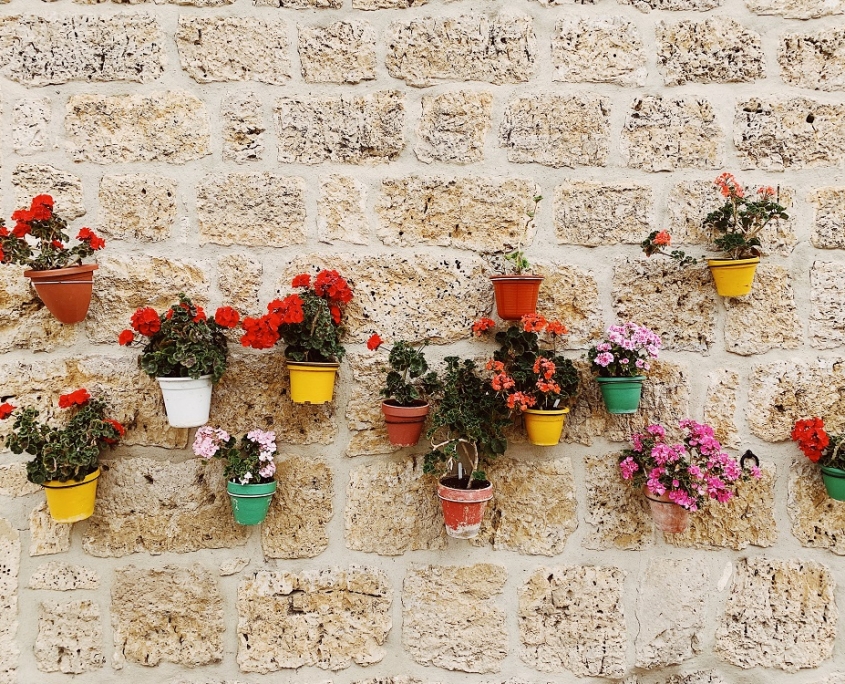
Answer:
[
  {"xmin": 819, "ymin": 466, "xmax": 845, "ymax": 501},
  {"xmin": 382, "ymin": 400, "xmax": 429, "ymax": 447},
  {"xmin": 24, "ymin": 264, "xmax": 98, "ymax": 324},
  {"xmin": 287, "ymin": 361, "xmax": 339, "ymax": 404},
  {"xmin": 706, "ymin": 257, "xmax": 760, "ymax": 297},
  {"xmin": 644, "ymin": 490, "xmax": 690, "ymax": 534},
  {"xmin": 523, "ymin": 408, "xmax": 569, "ymax": 446},
  {"xmin": 489, "ymin": 275, "xmax": 544, "ymax": 320},
  {"xmin": 156, "ymin": 375, "xmax": 213, "ymax": 428},
  {"xmin": 597, "ymin": 376, "xmax": 645, "ymax": 414},
  {"xmin": 43, "ymin": 469, "xmax": 101, "ymax": 523},
  {"xmin": 226, "ymin": 480, "xmax": 277, "ymax": 525},
  {"xmin": 437, "ymin": 477, "xmax": 493, "ymax": 539}
]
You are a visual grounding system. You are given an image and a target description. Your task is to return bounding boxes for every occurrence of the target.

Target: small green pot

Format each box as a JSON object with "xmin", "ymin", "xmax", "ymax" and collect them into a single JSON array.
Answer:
[
  {"xmin": 596, "ymin": 376, "xmax": 645, "ymax": 414},
  {"xmin": 820, "ymin": 466, "xmax": 845, "ymax": 501},
  {"xmin": 226, "ymin": 480, "xmax": 277, "ymax": 525}
]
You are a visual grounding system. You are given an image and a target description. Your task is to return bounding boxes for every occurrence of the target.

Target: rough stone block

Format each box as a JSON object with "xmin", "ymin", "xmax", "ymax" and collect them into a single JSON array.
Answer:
[
  {"xmin": 354, "ymin": 0, "xmax": 426, "ymax": 5},
  {"xmin": 0, "ymin": 519, "xmax": 19, "ymax": 684},
  {"xmin": 0, "ymin": 463, "xmax": 39, "ymax": 497},
  {"xmin": 746, "ymin": 0, "xmax": 844, "ymax": 18},
  {"xmin": 554, "ymin": 180, "xmax": 652, "ymax": 246},
  {"xmin": 619, "ymin": 0, "xmax": 722, "ymax": 10},
  {"xmin": 105, "ymin": 0, "xmax": 234, "ymax": 6},
  {"xmin": 35, "ymin": 600, "xmax": 103, "ymax": 673},
  {"xmin": 29, "ymin": 503, "xmax": 71, "ymax": 557},
  {"xmin": 318, "ymin": 175, "xmax": 369, "ymax": 245},
  {"xmin": 344, "ymin": 352, "xmax": 400, "ymax": 456},
  {"xmin": 29, "ymin": 562, "xmax": 99, "ymax": 591},
  {"xmin": 222, "ymin": 92, "xmax": 265, "ymax": 163},
  {"xmin": 551, "ymin": 18, "xmax": 646, "ymax": 85},
  {"xmin": 12, "ymin": 164, "xmax": 85, "ymax": 219},
  {"xmin": 403, "ymin": 564, "xmax": 507, "ymax": 673},
  {"xmin": 98, "ymin": 174, "xmax": 176, "ymax": 242},
  {"xmin": 237, "ymin": 567, "xmax": 392, "ymax": 672},
  {"xmin": 811, "ymin": 187, "xmax": 845, "ymax": 249},
  {"xmin": 789, "ymin": 459, "xmax": 845, "ymax": 554},
  {"xmin": 219, "ymin": 558, "xmax": 250, "ymax": 576},
  {"xmin": 810, "ymin": 261, "xmax": 845, "ymax": 348},
  {"xmin": 415, "ymin": 90, "xmax": 492, "ymax": 164},
  {"xmin": 704, "ymin": 369, "xmax": 740, "ymax": 449},
  {"xmin": 780, "ymin": 28, "xmax": 845, "ymax": 91},
  {"xmin": 12, "ymin": 98, "xmax": 51, "ymax": 155},
  {"xmin": 534, "ymin": 263, "xmax": 603, "ymax": 349},
  {"xmin": 255, "ymin": 0, "xmax": 341, "ymax": 6},
  {"xmin": 299, "ymin": 21, "xmax": 375, "ymax": 84},
  {"xmin": 499, "ymin": 94, "xmax": 610, "ymax": 168},
  {"xmin": 217, "ymin": 255, "xmax": 262, "ymax": 313}
]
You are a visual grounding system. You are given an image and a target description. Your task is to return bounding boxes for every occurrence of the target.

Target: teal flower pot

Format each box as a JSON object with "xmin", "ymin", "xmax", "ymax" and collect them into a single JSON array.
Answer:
[
  {"xmin": 226, "ymin": 480, "xmax": 277, "ymax": 525},
  {"xmin": 820, "ymin": 466, "xmax": 845, "ymax": 501},
  {"xmin": 596, "ymin": 376, "xmax": 645, "ymax": 414}
]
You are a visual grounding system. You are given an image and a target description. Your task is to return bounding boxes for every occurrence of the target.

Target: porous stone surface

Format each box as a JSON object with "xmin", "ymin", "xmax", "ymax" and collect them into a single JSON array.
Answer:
[
  {"xmin": 12, "ymin": 164, "xmax": 85, "ymax": 219},
  {"xmin": 403, "ymin": 564, "xmax": 507, "ymax": 673},
  {"xmin": 35, "ymin": 600, "xmax": 104, "ymax": 673},
  {"xmin": 704, "ymin": 369, "xmax": 740, "ymax": 449},
  {"xmin": 715, "ymin": 557, "xmax": 836, "ymax": 671},
  {"xmin": 217, "ymin": 255, "xmax": 262, "ymax": 313},
  {"xmin": 780, "ymin": 28, "xmax": 845, "ymax": 91},
  {"xmin": 0, "ymin": 463, "xmax": 39, "ymax": 497},
  {"xmin": 29, "ymin": 562, "xmax": 99, "ymax": 590},
  {"xmin": 499, "ymin": 94, "xmax": 610, "ymax": 168},
  {"xmin": 237, "ymin": 567, "xmax": 392, "ymax": 672},
  {"xmin": 255, "ymin": 0, "xmax": 342, "ymax": 6},
  {"xmin": 811, "ymin": 187, "xmax": 845, "ymax": 249},
  {"xmin": 622, "ymin": 96, "xmax": 724, "ymax": 171},
  {"xmin": 534, "ymin": 264, "xmax": 604, "ymax": 349},
  {"xmin": 112, "ymin": 564, "xmax": 224, "ymax": 669},
  {"xmin": 219, "ymin": 558, "xmax": 250, "ymax": 576},
  {"xmin": 222, "ymin": 92, "xmax": 265, "ymax": 163},
  {"xmin": 415, "ymin": 90, "xmax": 492, "ymax": 164},
  {"xmin": 554, "ymin": 180, "xmax": 652, "ymax": 246},
  {"xmin": 354, "ymin": 0, "xmax": 426, "ymax": 5},
  {"xmin": 519, "ymin": 565, "xmax": 626, "ymax": 677},
  {"xmin": 275, "ymin": 90, "xmax": 404, "ymax": 164},
  {"xmin": 746, "ymin": 0, "xmax": 844, "ymax": 18},
  {"xmin": 619, "ymin": 0, "xmax": 722, "ymax": 10},
  {"xmin": 298, "ymin": 21, "xmax": 376, "ymax": 84},
  {"xmin": 176, "ymin": 17, "xmax": 290, "ymax": 84},
  {"xmin": 551, "ymin": 18, "xmax": 646, "ymax": 86},
  {"xmin": 0, "ymin": 519, "xmax": 19, "ymax": 684},
  {"xmin": 12, "ymin": 98, "xmax": 51, "ymax": 155},
  {"xmin": 29, "ymin": 503, "xmax": 71, "ymax": 557},
  {"xmin": 810, "ymin": 261, "xmax": 845, "ymax": 348},
  {"xmin": 318, "ymin": 175, "xmax": 369, "ymax": 245},
  {"xmin": 344, "ymin": 352, "xmax": 399, "ymax": 456},
  {"xmin": 788, "ymin": 459, "xmax": 845, "ymax": 554},
  {"xmin": 98, "ymin": 174, "xmax": 177, "ymax": 242},
  {"xmin": 385, "ymin": 13, "xmax": 536, "ymax": 87}
]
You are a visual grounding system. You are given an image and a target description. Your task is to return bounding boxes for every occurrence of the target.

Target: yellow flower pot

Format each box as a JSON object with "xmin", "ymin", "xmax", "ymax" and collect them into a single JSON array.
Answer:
[
  {"xmin": 706, "ymin": 257, "xmax": 760, "ymax": 297},
  {"xmin": 287, "ymin": 361, "xmax": 339, "ymax": 404},
  {"xmin": 42, "ymin": 469, "xmax": 100, "ymax": 523},
  {"xmin": 523, "ymin": 408, "xmax": 569, "ymax": 446}
]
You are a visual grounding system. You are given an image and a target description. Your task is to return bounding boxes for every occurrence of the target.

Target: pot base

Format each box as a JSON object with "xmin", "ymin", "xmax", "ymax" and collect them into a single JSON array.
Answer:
[{"xmin": 437, "ymin": 477, "xmax": 493, "ymax": 539}]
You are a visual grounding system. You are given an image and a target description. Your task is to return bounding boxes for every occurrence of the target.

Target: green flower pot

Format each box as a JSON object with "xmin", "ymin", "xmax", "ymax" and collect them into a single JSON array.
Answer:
[
  {"xmin": 596, "ymin": 376, "xmax": 645, "ymax": 414},
  {"xmin": 226, "ymin": 480, "xmax": 277, "ymax": 525},
  {"xmin": 820, "ymin": 466, "xmax": 845, "ymax": 502}
]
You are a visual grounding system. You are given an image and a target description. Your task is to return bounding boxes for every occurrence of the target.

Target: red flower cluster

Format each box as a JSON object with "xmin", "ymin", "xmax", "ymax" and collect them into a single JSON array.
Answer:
[
  {"xmin": 472, "ymin": 317, "xmax": 496, "ymax": 336},
  {"xmin": 130, "ymin": 307, "xmax": 161, "ymax": 337},
  {"xmin": 76, "ymin": 227, "xmax": 105, "ymax": 251},
  {"xmin": 792, "ymin": 417, "xmax": 830, "ymax": 463},
  {"xmin": 367, "ymin": 334, "xmax": 383, "ymax": 351},
  {"xmin": 214, "ymin": 306, "xmax": 240, "ymax": 329},
  {"xmin": 118, "ymin": 329, "xmax": 134, "ymax": 346},
  {"xmin": 268, "ymin": 295, "xmax": 305, "ymax": 326},
  {"xmin": 313, "ymin": 269, "xmax": 352, "ymax": 304},
  {"xmin": 292, "ymin": 273, "xmax": 311, "ymax": 288},
  {"xmin": 193, "ymin": 306, "xmax": 206, "ymax": 323},
  {"xmin": 522, "ymin": 314, "xmax": 548, "ymax": 333},
  {"xmin": 240, "ymin": 316, "xmax": 280, "ymax": 349},
  {"xmin": 0, "ymin": 403, "xmax": 15, "ymax": 419},
  {"xmin": 507, "ymin": 391, "xmax": 536, "ymax": 411},
  {"xmin": 58, "ymin": 388, "xmax": 91, "ymax": 409},
  {"xmin": 102, "ymin": 417, "xmax": 126, "ymax": 444},
  {"xmin": 10, "ymin": 194, "xmax": 54, "ymax": 236},
  {"xmin": 715, "ymin": 172, "xmax": 744, "ymax": 199},
  {"xmin": 653, "ymin": 231, "xmax": 671, "ymax": 247}
]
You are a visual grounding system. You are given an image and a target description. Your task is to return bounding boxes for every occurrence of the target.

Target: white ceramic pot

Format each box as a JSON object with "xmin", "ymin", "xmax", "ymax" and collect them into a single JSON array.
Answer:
[{"xmin": 156, "ymin": 375, "xmax": 213, "ymax": 428}]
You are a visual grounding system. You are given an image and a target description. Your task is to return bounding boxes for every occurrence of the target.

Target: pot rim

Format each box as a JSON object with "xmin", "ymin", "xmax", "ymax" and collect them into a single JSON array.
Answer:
[
  {"xmin": 489, "ymin": 274, "xmax": 544, "ymax": 282},
  {"xmin": 706, "ymin": 257, "xmax": 761, "ymax": 267},
  {"xmin": 595, "ymin": 375, "xmax": 645, "ymax": 383},
  {"xmin": 42, "ymin": 468, "xmax": 101, "ymax": 489},
  {"xmin": 286, "ymin": 360, "xmax": 341, "ymax": 369},
  {"xmin": 523, "ymin": 407, "xmax": 569, "ymax": 416},
  {"xmin": 155, "ymin": 374, "xmax": 213, "ymax": 384},
  {"xmin": 24, "ymin": 263, "xmax": 99, "ymax": 278}
]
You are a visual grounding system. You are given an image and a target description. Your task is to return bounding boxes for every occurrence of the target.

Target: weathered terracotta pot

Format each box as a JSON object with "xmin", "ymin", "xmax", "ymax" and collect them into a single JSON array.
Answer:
[
  {"xmin": 24, "ymin": 264, "xmax": 98, "ymax": 324},
  {"xmin": 381, "ymin": 400, "xmax": 429, "ymax": 447},
  {"xmin": 489, "ymin": 275, "xmax": 543, "ymax": 320},
  {"xmin": 437, "ymin": 477, "xmax": 493, "ymax": 539},
  {"xmin": 644, "ymin": 490, "xmax": 690, "ymax": 533}
]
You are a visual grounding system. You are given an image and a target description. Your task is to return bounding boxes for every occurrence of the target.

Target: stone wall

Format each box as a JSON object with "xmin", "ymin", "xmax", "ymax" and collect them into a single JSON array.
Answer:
[{"xmin": 0, "ymin": 0, "xmax": 844, "ymax": 682}]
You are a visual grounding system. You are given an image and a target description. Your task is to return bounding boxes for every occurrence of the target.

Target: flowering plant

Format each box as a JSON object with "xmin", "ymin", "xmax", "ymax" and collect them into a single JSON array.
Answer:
[
  {"xmin": 0, "ymin": 389, "xmax": 124, "ymax": 485},
  {"xmin": 240, "ymin": 270, "xmax": 353, "ymax": 363},
  {"xmin": 587, "ymin": 322, "xmax": 661, "ymax": 378},
  {"xmin": 791, "ymin": 417, "xmax": 845, "ymax": 470},
  {"xmin": 119, "ymin": 295, "xmax": 239, "ymax": 383},
  {"xmin": 367, "ymin": 335, "xmax": 441, "ymax": 407},
  {"xmin": 0, "ymin": 195, "xmax": 106, "ymax": 271},
  {"xmin": 192, "ymin": 426, "xmax": 276, "ymax": 485},
  {"xmin": 619, "ymin": 420, "xmax": 761, "ymax": 511}
]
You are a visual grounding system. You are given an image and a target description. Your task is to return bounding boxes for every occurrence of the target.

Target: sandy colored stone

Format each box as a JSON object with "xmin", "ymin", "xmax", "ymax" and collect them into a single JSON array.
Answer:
[
  {"xmin": 299, "ymin": 21, "xmax": 376, "ymax": 84},
  {"xmin": 219, "ymin": 558, "xmax": 250, "ymax": 576},
  {"xmin": 704, "ymin": 369, "xmax": 740, "ymax": 449},
  {"xmin": 237, "ymin": 567, "xmax": 392, "ymax": 672},
  {"xmin": 415, "ymin": 90, "xmax": 492, "ymax": 164},
  {"xmin": 29, "ymin": 562, "xmax": 98, "ymax": 591},
  {"xmin": 403, "ymin": 564, "xmax": 507, "ymax": 673},
  {"xmin": 66, "ymin": 92, "xmax": 210, "ymax": 164},
  {"xmin": 499, "ymin": 94, "xmax": 610, "ymax": 168},
  {"xmin": 12, "ymin": 164, "xmax": 85, "ymax": 219},
  {"xmin": 176, "ymin": 17, "xmax": 290, "ymax": 85},
  {"xmin": 255, "ymin": 0, "xmax": 341, "ymax": 6},
  {"xmin": 811, "ymin": 187, "xmax": 845, "ymax": 249},
  {"xmin": 98, "ymin": 174, "xmax": 176, "ymax": 242},
  {"xmin": 735, "ymin": 98, "xmax": 845, "ymax": 170},
  {"xmin": 810, "ymin": 261, "xmax": 845, "ymax": 348},
  {"xmin": 715, "ymin": 557, "xmax": 836, "ymax": 671},
  {"xmin": 0, "ymin": 14, "xmax": 163, "ymax": 85},
  {"xmin": 534, "ymin": 264, "xmax": 603, "ymax": 349},
  {"xmin": 788, "ymin": 459, "xmax": 845, "ymax": 554},
  {"xmin": 0, "ymin": 518, "xmax": 19, "ymax": 684},
  {"xmin": 0, "ymin": 463, "xmax": 39, "ymax": 497},
  {"xmin": 222, "ymin": 92, "xmax": 265, "ymax": 163},
  {"xmin": 261, "ymin": 454, "xmax": 332, "ymax": 559},
  {"xmin": 519, "ymin": 565, "xmax": 626, "ymax": 677},
  {"xmin": 318, "ymin": 175, "xmax": 369, "ymax": 245},
  {"xmin": 196, "ymin": 173, "xmax": 306, "ymax": 247},
  {"xmin": 552, "ymin": 17, "xmax": 646, "ymax": 86},
  {"xmin": 344, "ymin": 352, "xmax": 401, "ymax": 456},
  {"xmin": 112, "ymin": 564, "xmax": 223, "ymax": 669},
  {"xmin": 354, "ymin": 0, "xmax": 426, "ymax": 5},
  {"xmin": 29, "ymin": 503, "xmax": 71, "ymax": 557},
  {"xmin": 217, "ymin": 255, "xmax": 262, "ymax": 313},
  {"xmin": 780, "ymin": 28, "xmax": 845, "ymax": 91},
  {"xmin": 105, "ymin": 0, "xmax": 233, "ymax": 6},
  {"xmin": 554, "ymin": 180, "xmax": 652, "ymax": 246},
  {"xmin": 746, "ymin": 0, "xmax": 844, "ymax": 17},
  {"xmin": 12, "ymin": 98, "xmax": 51, "ymax": 155},
  {"xmin": 620, "ymin": 0, "xmax": 722, "ymax": 10},
  {"xmin": 35, "ymin": 600, "xmax": 103, "ymax": 673},
  {"xmin": 385, "ymin": 13, "xmax": 535, "ymax": 87},
  {"xmin": 622, "ymin": 96, "xmax": 724, "ymax": 171}
]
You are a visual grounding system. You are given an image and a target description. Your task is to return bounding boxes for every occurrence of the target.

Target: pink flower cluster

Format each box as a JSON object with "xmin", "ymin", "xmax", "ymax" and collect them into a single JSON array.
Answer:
[
  {"xmin": 247, "ymin": 429, "xmax": 277, "ymax": 480},
  {"xmin": 192, "ymin": 426, "xmax": 230, "ymax": 459},
  {"xmin": 588, "ymin": 322, "xmax": 661, "ymax": 377}
]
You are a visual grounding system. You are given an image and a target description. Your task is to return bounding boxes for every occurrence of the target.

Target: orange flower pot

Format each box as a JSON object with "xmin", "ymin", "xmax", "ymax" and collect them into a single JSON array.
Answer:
[
  {"xmin": 24, "ymin": 264, "xmax": 98, "ymax": 324},
  {"xmin": 381, "ymin": 400, "xmax": 429, "ymax": 447},
  {"xmin": 489, "ymin": 275, "xmax": 543, "ymax": 320},
  {"xmin": 437, "ymin": 477, "xmax": 493, "ymax": 539}
]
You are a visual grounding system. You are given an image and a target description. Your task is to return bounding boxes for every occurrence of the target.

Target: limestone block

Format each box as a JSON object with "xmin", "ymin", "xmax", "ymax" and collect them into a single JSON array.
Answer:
[
  {"xmin": 0, "ymin": 463, "xmax": 39, "ymax": 497},
  {"xmin": 344, "ymin": 352, "xmax": 399, "ymax": 456},
  {"xmin": 29, "ymin": 503, "xmax": 71, "ymax": 557},
  {"xmin": 299, "ymin": 21, "xmax": 376, "ymax": 84},
  {"xmin": 318, "ymin": 175, "xmax": 369, "ymax": 245},
  {"xmin": 219, "ymin": 558, "xmax": 250, "ymax": 576},
  {"xmin": 385, "ymin": 13, "xmax": 535, "ymax": 87},
  {"xmin": 519, "ymin": 566, "xmax": 626, "ymax": 677},
  {"xmin": 415, "ymin": 90, "xmax": 492, "ymax": 164},
  {"xmin": 106, "ymin": 0, "xmax": 233, "ymax": 6},
  {"xmin": 222, "ymin": 92, "xmax": 265, "ymax": 163},
  {"xmin": 534, "ymin": 264, "xmax": 603, "ymax": 349},
  {"xmin": 98, "ymin": 174, "xmax": 176, "ymax": 242},
  {"xmin": 377, "ymin": 176, "xmax": 539, "ymax": 251},
  {"xmin": 275, "ymin": 90, "xmax": 404, "ymax": 164},
  {"xmin": 112, "ymin": 564, "xmax": 224, "ymax": 669},
  {"xmin": 552, "ymin": 18, "xmax": 646, "ymax": 86},
  {"xmin": 217, "ymin": 255, "xmax": 262, "ymax": 313},
  {"xmin": 66, "ymin": 92, "xmax": 210, "ymax": 164},
  {"xmin": 499, "ymin": 94, "xmax": 610, "ymax": 168},
  {"xmin": 12, "ymin": 98, "xmax": 51, "ymax": 155},
  {"xmin": 12, "ymin": 164, "xmax": 84, "ymax": 219},
  {"xmin": 403, "ymin": 564, "xmax": 507, "ymax": 673},
  {"xmin": 619, "ymin": 0, "xmax": 722, "ymax": 10},
  {"xmin": 788, "ymin": 459, "xmax": 845, "ymax": 554},
  {"xmin": 746, "ymin": 0, "xmax": 844, "ymax": 18},
  {"xmin": 196, "ymin": 173, "xmax": 306, "ymax": 247},
  {"xmin": 261, "ymin": 454, "xmax": 332, "ymax": 559},
  {"xmin": 176, "ymin": 17, "xmax": 290, "ymax": 85},
  {"xmin": 0, "ymin": 14, "xmax": 164, "ymax": 85},
  {"xmin": 35, "ymin": 600, "xmax": 104, "ymax": 673},
  {"xmin": 715, "ymin": 557, "xmax": 836, "ymax": 670},
  {"xmin": 657, "ymin": 19, "xmax": 763, "ymax": 85},
  {"xmin": 237, "ymin": 567, "xmax": 392, "ymax": 672},
  {"xmin": 29, "ymin": 562, "xmax": 99, "ymax": 590},
  {"xmin": 704, "ymin": 369, "xmax": 740, "ymax": 449},
  {"xmin": 780, "ymin": 28, "xmax": 845, "ymax": 91},
  {"xmin": 554, "ymin": 180, "xmax": 652, "ymax": 246},
  {"xmin": 622, "ymin": 96, "xmax": 724, "ymax": 171},
  {"xmin": 354, "ymin": 0, "xmax": 426, "ymax": 6},
  {"xmin": 735, "ymin": 98, "xmax": 845, "ymax": 170},
  {"xmin": 810, "ymin": 261, "xmax": 845, "ymax": 348},
  {"xmin": 255, "ymin": 0, "xmax": 341, "ymax": 6},
  {"xmin": 0, "ymin": 519, "xmax": 19, "ymax": 684},
  {"xmin": 811, "ymin": 187, "xmax": 845, "ymax": 249}
]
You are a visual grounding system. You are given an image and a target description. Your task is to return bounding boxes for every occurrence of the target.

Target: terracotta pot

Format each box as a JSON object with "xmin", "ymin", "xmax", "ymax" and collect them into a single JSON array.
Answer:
[
  {"xmin": 24, "ymin": 264, "xmax": 98, "ymax": 324},
  {"xmin": 437, "ymin": 477, "xmax": 493, "ymax": 539},
  {"xmin": 644, "ymin": 490, "xmax": 690, "ymax": 534},
  {"xmin": 489, "ymin": 275, "xmax": 543, "ymax": 320},
  {"xmin": 381, "ymin": 400, "xmax": 429, "ymax": 447}
]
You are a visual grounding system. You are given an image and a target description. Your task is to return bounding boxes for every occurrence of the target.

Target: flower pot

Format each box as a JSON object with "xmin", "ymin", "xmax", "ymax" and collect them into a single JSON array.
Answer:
[
  {"xmin": 156, "ymin": 375, "xmax": 213, "ymax": 428},
  {"xmin": 24, "ymin": 264, "xmax": 98, "ymax": 324},
  {"xmin": 820, "ymin": 466, "xmax": 845, "ymax": 501},
  {"xmin": 706, "ymin": 257, "xmax": 760, "ymax": 297},
  {"xmin": 437, "ymin": 477, "xmax": 493, "ymax": 539},
  {"xmin": 644, "ymin": 490, "xmax": 690, "ymax": 534},
  {"xmin": 227, "ymin": 480, "xmax": 277, "ymax": 525},
  {"xmin": 381, "ymin": 400, "xmax": 430, "ymax": 447},
  {"xmin": 42, "ymin": 469, "xmax": 100, "ymax": 523},
  {"xmin": 523, "ymin": 408, "xmax": 569, "ymax": 446},
  {"xmin": 596, "ymin": 376, "xmax": 645, "ymax": 414},
  {"xmin": 489, "ymin": 275, "xmax": 544, "ymax": 320},
  {"xmin": 287, "ymin": 361, "xmax": 339, "ymax": 404}
]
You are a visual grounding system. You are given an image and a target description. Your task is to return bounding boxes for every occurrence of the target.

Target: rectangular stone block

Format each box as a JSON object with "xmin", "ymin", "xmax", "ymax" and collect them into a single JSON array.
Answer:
[
  {"xmin": 704, "ymin": 369, "xmax": 740, "ymax": 449},
  {"xmin": 98, "ymin": 174, "xmax": 176, "ymax": 242},
  {"xmin": 746, "ymin": 0, "xmax": 844, "ymax": 18},
  {"xmin": 12, "ymin": 98, "xmax": 51, "ymax": 155},
  {"xmin": 534, "ymin": 264, "xmax": 604, "ymax": 349},
  {"xmin": 811, "ymin": 261, "xmax": 845, "ymax": 348},
  {"xmin": 811, "ymin": 187, "xmax": 845, "ymax": 249},
  {"xmin": 222, "ymin": 92, "xmax": 264, "ymax": 163},
  {"xmin": 299, "ymin": 21, "xmax": 375, "ymax": 84},
  {"xmin": 29, "ymin": 503, "xmax": 71, "ymax": 557},
  {"xmin": 552, "ymin": 18, "xmax": 646, "ymax": 85},
  {"xmin": 554, "ymin": 180, "xmax": 652, "ymax": 246},
  {"xmin": 28, "ymin": 562, "xmax": 99, "ymax": 591},
  {"xmin": 780, "ymin": 28, "xmax": 845, "ymax": 91},
  {"xmin": 789, "ymin": 459, "xmax": 845, "ymax": 555},
  {"xmin": 354, "ymin": 0, "xmax": 426, "ymax": 5},
  {"xmin": 318, "ymin": 174, "xmax": 369, "ymax": 245},
  {"xmin": 255, "ymin": 0, "xmax": 341, "ymax": 5},
  {"xmin": 0, "ymin": 463, "xmax": 39, "ymax": 498},
  {"xmin": 35, "ymin": 600, "xmax": 103, "ymax": 673},
  {"xmin": 415, "ymin": 90, "xmax": 492, "ymax": 164},
  {"xmin": 217, "ymin": 254, "xmax": 262, "ymax": 313},
  {"xmin": 13, "ymin": 163, "xmax": 85, "ymax": 219},
  {"xmin": 344, "ymin": 352, "xmax": 401, "ymax": 456},
  {"xmin": 0, "ymin": 519, "xmax": 19, "ymax": 684}
]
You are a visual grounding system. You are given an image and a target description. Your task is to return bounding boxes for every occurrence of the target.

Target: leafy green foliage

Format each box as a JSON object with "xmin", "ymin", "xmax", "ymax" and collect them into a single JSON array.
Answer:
[
  {"xmin": 640, "ymin": 231, "xmax": 698, "ymax": 266},
  {"xmin": 380, "ymin": 341, "xmax": 441, "ymax": 406},
  {"xmin": 283, "ymin": 291, "xmax": 346, "ymax": 363},
  {"xmin": 502, "ymin": 195, "xmax": 542, "ymax": 275}
]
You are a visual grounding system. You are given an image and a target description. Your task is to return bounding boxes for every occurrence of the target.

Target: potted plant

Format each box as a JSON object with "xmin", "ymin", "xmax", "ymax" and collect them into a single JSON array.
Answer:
[
  {"xmin": 791, "ymin": 417, "xmax": 845, "ymax": 501},
  {"xmin": 619, "ymin": 420, "xmax": 761, "ymax": 533},
  {"xmin": 641, "ymin": 173, "xmax": 788, "ymax": 297},
  {"xmin": 424, "ymin": 356, "xmax": 511, "ymax": 539},
  {"xmin": 119, "ymin": 295, "xmax": 240, "ymax": 428},
  {"xmin": 0, "ymin": 194, "xmax": 106, "ymax": 323},
  {"xmin": 0, "ymin": 390, "xmax": 124, "ymax": 522},
  {"xmin": 587, "ymin": 322, "xmax": 662, "ymax": 414},
  {"xmin": 240, "ymin": 270, "xmax": 353, "ymax": 404},
  {"xmin": 192, "ymin": 426, "xmax": 277, "ymax": 525},
  {"xmin": 367, "ymin": 334, "xmax": 442, "ymax": 447},
  {"xmin": 489, "ymin": 194, "xmax": 544, "ymax": 320}
]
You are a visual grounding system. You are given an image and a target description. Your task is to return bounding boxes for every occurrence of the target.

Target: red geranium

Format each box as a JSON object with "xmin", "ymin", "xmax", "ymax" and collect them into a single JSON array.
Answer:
[
  {"xmin": 792, "ymin": 417, "xmax": 830, "ymax": 463},
  {"xmin": 314, "ymin": 269, "xmax": 352, "ymax": 304},
  {"xmin": 240, "ymin": 316, "xmax": 281, "ymax": 349},
  {"xmin": 130, "ymin": 307, "xmax": 161, "ymax": 336},
  {"xmin": 292, "ymin": 273, "xmax": 311, "ymax": 288},
  {"xmin": 367, "ymin": 334, "xmax": 383, "ymax": 351},
  {"xmin": 193, "ymin": 306, "xmax": 206, "ymax": 323},
  {"xmin": 0, "ymin": 403, "xmax": 15, "ymax": 419},
  {"xmin": 472, "ymin": 318, "xmax": 496, "ymax": 336},
  {"xmin": 105, "ymin": 418, "xmax": 125, "ymax": 436},
  {"xmin": 58, "ymin": 388, "xmax": 91, "ymax": 409},
  {"xmin": 214, "ymin": 306, "xmax": 240, "ymax": 329},
  {"xmin": 76, "ymin": 227, "xmax": 105, "ymax": 251},
  {"xmin": 118, "ymin": 329, "xmax": 134, "ymax": 346}
]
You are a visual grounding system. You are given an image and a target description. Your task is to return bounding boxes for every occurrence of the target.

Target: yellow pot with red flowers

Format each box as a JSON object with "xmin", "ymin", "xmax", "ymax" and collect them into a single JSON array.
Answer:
[{"xmin": 792, "ymin": 417, "xmax": 845, "ymax": 501}]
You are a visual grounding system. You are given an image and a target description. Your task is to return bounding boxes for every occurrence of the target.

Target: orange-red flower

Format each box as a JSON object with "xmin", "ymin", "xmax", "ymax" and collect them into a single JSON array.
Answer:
[
  {"xmin": 472, "ymin": 317, "xmax": 496, "ymax": 336},
  {"xmin": 545, "ymin": 320, "xmax": 568, "ymax": 337},
  {"xmin": 653, "ymin": 231, "xmax": 671, "ymax": 247},
  {"xmin": 0, "ymin": 403, "xmax": 15, "ymax": 419},
  {"xmin": 214, "ymin": 306, "xmax": 240, "ymax": 329},
  {"xmin": 522, "ymin": 314, "xmax": 547, "ymax": 333},
  {"xmin": 58, "ymin": 388, "xmax": 90, "ymax": 409},
  {"xmin": 715, "ymin": 172, "xmax": 744, "ymax": 198},
  {"xmin": 130, "ymin": 307, "xmax": 161, "ymax": 336},
  {"xmin": 314, "ymin": 269, "xmax": 352, "ymax": 304},
  {"xmin": 193, "ymin": 306, "xmax": 206, "ymax": 323},
  {"xmin": 118, "ymin": 329, "xmax": 134, "ymax": 346},
  {"xmin": 105, "ymin": 418, "xmax": 125, "ymax": 436},
  {"xmin": 367, "ymin": 334, "xmax": 383, "ymax": 351},
  {"xmin": 792, "ymin": 417, "xmax": 830, "ymax": 463},
  {"xmin": 76, "ymin": 227, "xmax": 105, "ymax": 250},
  {"xmin": 757, "ymin": 186, "xmax": 775, "ymax": 197},
  {"xmin": 292, "ymin": 273, "xmax": 311, "ymax": 288},
  {"xmin": 240, "ymin": 315, "xmax": 281, "ymax": 349},
  {"xmin": 329, "ymin": 304, "xmax": 341, "ymax": 325}
]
